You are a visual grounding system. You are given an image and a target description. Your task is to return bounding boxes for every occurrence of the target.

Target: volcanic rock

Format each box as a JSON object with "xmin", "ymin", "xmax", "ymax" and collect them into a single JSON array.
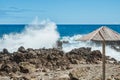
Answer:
[
  {"xmin": 66, "ymin": 47, "xmax": 102, "ymax": 64},
  {"xmin": 3, "ymin": 48, "xmax": 9, "ymax": 54},
  {"xmin": 12, "ymin": 52, "xmax": 26, "ymax": 63},
  {"xmin": 0, "ymin": 64, "xmax": 12, "ymax": 73},
  {"xmin": 18, "ymin": 46, "xmax": 26, "ymax": 53},
  {"xmin": 0, "ymin": 47, "xmax": 116, "ymax": 79},
  {"xmin": 19, "ymin": 62, "xmax": 36, "ymax": 73}
]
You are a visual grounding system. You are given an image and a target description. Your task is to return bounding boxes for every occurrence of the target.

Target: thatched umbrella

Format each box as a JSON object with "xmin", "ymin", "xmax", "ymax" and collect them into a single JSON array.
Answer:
[{"xmin": 79, "ymin": 26, "xmax": 120, "ymax": 80}]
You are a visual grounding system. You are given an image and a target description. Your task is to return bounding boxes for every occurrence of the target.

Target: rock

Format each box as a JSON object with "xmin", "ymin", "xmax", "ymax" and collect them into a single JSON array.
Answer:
[
  {"xmin": 12, "ymin": 65, "xmax": 20, "ymax": 73},
  {"xmin": 90, "ymin": 50, "xmax": 102, "ymax": 59},
  {"xmin": 66, "ymin": 48, "xmax": 103, "ymax": 64},
  {"xmin": 0, "ymin": 47, "xmax": 114, "ymax": 79},
  {"xmin": 0, "ymin": 54, "xmax": 10, "ymax": 63},
  {"xmin": 47, "ymin": 54, "xmax": 54, "ymax": 60},
  {"xmin": 69, "ymin": 73, "xmax": 79, "ymax": 80},
  {"xmin": 28, "ymin": 50, "xmax": 37, "ymax": 58},
  {"xmin": 0, "ymin": 64, "xmax": 12, "ymax": 73},
  {"xmin": 20, "ymin": 76, "xmax": 31, "ymax": 80},
  {"xmin": 56, "ymin": 78, "xmax": 70, "ymax": 80},
  {"xmin": 46, "ymin": 62, "xmax": 52, "ymax": 69},
  {"xmin": 0, "ymin": 72, "xmax": 9, "ymax": 76},
  {"xmin": 11, "ymin": 76, "xmax": 30, "ymax": 80},
  {"xmin": 12, "ymin": 52, "xmax": 25, "ymax": 63},
  {"xmin": 3, "ymin": 48, "xmax": 9, "ymax": 54},
  {"xmin": 62, "ymin": 40, "xmax": 69, "ymax": 44},
  {"xmin": 19, "ymin": 62, "xmax": 36, "ymax": 73},
  {"xmin": 42, "ymin": 67, "xmax": 50, "ymax": 72},
  {"xmin": 0, "ymin": 77, "xmax": 10, "ymax": 80},
  {"xmin": 56, "ymin": 40, "xmax": 63, "ymax": 50},
  {"xmin": 108, "ymin": 57, "xmax": 117, "ymax": 64},
  {"xmin": 69, "ymin": 67, "xmax": 89, "ymax": 80},
  {"xmin": 69, "ymin": 58, "xmax": 79, "ymax": 64},
  {"xmin": 18, "ymin": 46, "xmax": 26, "ymax": 53},
  {"xmin": 28, "ymin": 59, "xmax": 39, "ymax": 65}
]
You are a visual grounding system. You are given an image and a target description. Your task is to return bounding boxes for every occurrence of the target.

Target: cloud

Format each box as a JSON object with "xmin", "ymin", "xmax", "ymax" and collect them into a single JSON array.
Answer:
[
  {"xmin": 0, "ymin": 6, "xmax": 47, "ymax": 24},
  {"xmin": 9, "ymin": 7, "xmax": 19, "ymax": 10},
  {"xmin": 0, "ymin": 7, "xmax": 24, "ymax": 18},
  {"xmin": 0, "ymin": 7, "xmax": 27, "ymax": 13},
  {"xmin": 9, "ymin": 7, "xmax": 45, "ymax": 12},
  {"xmin": 0, "ymin": 6, "xmax": 45, "ymax": 18}
]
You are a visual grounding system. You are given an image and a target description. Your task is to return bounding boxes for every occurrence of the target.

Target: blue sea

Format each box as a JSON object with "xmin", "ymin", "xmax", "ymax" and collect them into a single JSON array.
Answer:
[
  {"xmin": 0, "ymin": 24, "xmax": 120, "ymax": 61},
  {"xmin": 0, "ymin": 24, "xmax": 120, "ymax": 37}
]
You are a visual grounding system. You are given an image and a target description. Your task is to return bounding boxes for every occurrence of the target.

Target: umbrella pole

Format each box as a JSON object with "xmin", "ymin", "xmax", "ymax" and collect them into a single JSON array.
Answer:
[{"xmin": 102, "ymin": 41, "xmax": 106, "ymax": 80}]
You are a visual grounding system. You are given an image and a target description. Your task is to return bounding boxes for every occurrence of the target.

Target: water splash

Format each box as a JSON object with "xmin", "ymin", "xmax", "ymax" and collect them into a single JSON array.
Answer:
[
  {"xmin": 62, "ymin": 35, "xmax": 120, "ymax": 61},
  {"xmin": 0, "ymin": 17, "xmax": 60, "ymax": 52}
]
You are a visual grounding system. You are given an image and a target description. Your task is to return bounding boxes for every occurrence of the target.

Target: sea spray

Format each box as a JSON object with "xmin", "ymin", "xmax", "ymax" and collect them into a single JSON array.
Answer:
[
  {"xmin": 0, "ymin": 17, "xmax": 60, "ymax": 52},
  {"xmin": 62, "ymin": 35, "xmax": 120, "ymax": 61}
]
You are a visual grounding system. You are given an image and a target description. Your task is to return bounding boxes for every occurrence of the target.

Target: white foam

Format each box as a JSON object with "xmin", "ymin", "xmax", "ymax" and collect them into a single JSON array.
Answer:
[
  {"xmin": 0, "ymin": 17, "xmax": 60, "ymax": 52},
  {"xmin": 0, "ymin": 19, "xmax": 120, "ymax": 61},
  {"xmin": 62, "ymin": 35, "xmax": 120, "ymax": 61}
]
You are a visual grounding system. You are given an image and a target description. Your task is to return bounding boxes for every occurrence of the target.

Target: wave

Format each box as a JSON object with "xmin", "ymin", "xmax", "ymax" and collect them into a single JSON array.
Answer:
[
  {"xmin": 0, "ymin": 17, "xmax": 60, "ymax": 52},
  {"xmin": 61, "ymin": 35, "xmax": 120, "ymax": 61},
  {"xmin": 0, "ymin": 17, "xmax": 119, "ymax": 61}
]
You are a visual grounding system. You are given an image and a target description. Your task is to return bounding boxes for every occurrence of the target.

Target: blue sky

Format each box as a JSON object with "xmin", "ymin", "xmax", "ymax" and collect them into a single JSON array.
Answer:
[{"xmin": 0, "ymin": 0, "xmax": 120, "ymax": 24}]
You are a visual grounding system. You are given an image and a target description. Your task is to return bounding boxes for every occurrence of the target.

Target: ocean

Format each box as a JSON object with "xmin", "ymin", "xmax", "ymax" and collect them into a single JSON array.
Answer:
[
  {"xmin": 0, "ymin": 23, "xmax": 120, "ymax": 61},
  {"xmin": 0, "ymin": 24, "xmax": 120, "ymax": 37}
]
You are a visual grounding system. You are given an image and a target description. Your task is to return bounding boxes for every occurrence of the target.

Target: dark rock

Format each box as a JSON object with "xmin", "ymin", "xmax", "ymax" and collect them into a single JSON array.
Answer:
[
  {"xmin": 66, "ymin": 48, "xmax": 102, "ymax": 64},
  {"xmin": 69, "ymin": 73, "xmax": 79, "ymax": 80},
  {"xmin": 27, "ymin": 48, "xmax": 34, "ymax": 52},
  {"xmin": 28, "ymin": 50, "xmax": 37, "ymax": 58},
  {"xmin": 0, "ymin": 47, "xmax": 107, "ymax": 77},
  {"xmin": 19, "ymin": 65, "xmax": 29, "ymax": 73},
  {"xmin": 47, "ymin": 54, "xmax": 55, "ymax": 60},
  {"xmin": 3, "ymin": 48, "xmax": 9, "ymax": 54},
  {"xmin": 18, "ymin": 46, "xmax": 26, "ymax": 53},
  {"xmin": 90, "ymin": 50, "xmax": 102, "ymax": 59},
  {"xmin": 0, "ymin": 64, "xmax": 12, "ymax": 73},
  {"xmin": 56, "ymin": 40, "xmax": 63, "ymax": 50},
  {"xmin": 12, "ymin": 52, "xmax": 25, "ymax": 63},
  {"xmin": 62, "ymin": 40, "xmax": 69, "ymax": 44},
  {"xmin": 12, "ymin": 64, "xmax": 20, "ymax": 73}
]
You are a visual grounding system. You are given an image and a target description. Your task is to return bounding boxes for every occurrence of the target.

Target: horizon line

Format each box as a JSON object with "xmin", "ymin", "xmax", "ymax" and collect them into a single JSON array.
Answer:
[{"xmin": 0, "ymin": 23, "xmax": 120, "ymax": 25}]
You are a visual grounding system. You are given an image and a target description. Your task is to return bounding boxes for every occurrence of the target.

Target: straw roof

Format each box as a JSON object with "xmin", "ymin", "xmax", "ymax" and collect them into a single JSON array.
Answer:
[{"xmin": 79, "ymin": 26, "xmax": 120, "ymax": 41}]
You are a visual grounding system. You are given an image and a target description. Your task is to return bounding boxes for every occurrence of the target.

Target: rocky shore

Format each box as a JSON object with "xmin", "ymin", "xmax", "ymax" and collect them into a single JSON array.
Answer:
[{"xmin": 0, "ymin": 47, "xmax": 119, "ymax": 80}]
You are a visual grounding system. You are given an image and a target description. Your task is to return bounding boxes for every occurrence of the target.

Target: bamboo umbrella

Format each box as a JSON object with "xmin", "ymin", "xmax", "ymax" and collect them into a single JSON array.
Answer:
[{"xmin": 78, "ymin": 26, "xmax": 120, "ymax": 80}]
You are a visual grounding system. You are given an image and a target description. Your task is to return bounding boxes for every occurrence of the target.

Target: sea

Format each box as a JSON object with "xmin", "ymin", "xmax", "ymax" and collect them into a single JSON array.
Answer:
[
  {"xmin": 1, "ymin": 24, "xmax": 120, "ymax": 37},
  {"xmin": 0, "ymin": 22, "xmax": 120, "ymax": 61}
]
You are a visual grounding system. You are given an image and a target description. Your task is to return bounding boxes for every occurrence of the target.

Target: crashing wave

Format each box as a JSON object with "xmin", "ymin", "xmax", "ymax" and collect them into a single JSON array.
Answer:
[
  {"xmin": 61, "ymin": 34, "xmax": 120, "ymax": 61},
  {"xmin": 0, "ymin": 17, "xmax": 60, "ymax": 52}
]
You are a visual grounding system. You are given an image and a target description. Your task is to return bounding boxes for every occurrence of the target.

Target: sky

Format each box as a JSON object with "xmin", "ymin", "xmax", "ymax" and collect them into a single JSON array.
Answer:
[{"xmin": 0, "ymin": 0, "xmax": 120, "ymax": 24}]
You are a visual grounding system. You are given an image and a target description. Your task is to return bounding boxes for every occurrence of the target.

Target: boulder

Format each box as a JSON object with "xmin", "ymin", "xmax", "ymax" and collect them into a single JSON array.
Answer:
[
  {"xmin": 18, "ymin": 46, "xmax": 26, "ymax": 53},
  {"xmin": 3, "ymin": 48, "xmax": 9, "ymax": 54}
]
